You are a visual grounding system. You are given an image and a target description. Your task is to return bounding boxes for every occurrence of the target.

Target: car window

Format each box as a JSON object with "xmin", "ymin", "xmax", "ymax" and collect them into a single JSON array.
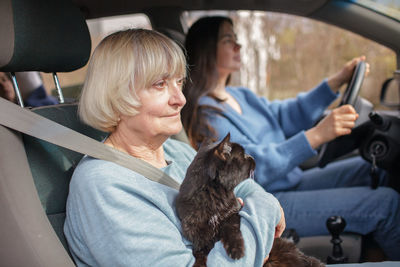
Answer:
[
  {"xmin": 40, "ymin": 13, "xmax": 151, "ymax": 98},
  {"xmin": 184, "ymin": 10, "xmax": 397, "ymax": 110},
  {"xmin": 351, "ymin": 0, "xmax": 400, "ymax": 21}
]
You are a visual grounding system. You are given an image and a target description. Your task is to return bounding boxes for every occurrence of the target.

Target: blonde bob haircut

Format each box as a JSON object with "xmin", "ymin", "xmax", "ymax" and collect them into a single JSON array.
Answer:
[{"xmin": 79, "ymin": 28, "xmax": 187, "ymax": 132}]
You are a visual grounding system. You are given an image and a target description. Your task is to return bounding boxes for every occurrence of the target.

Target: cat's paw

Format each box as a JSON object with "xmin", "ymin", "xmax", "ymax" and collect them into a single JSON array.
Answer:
[{"xmin": 223, "ymin": 237, "xmax": 245, "ymax": 259}]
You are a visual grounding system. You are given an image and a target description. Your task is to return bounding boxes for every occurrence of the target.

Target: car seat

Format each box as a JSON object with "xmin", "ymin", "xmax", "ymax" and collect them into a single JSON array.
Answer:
[{"xmin": 0, "ymin": 0, "xmax": 92, "ymax": 265}]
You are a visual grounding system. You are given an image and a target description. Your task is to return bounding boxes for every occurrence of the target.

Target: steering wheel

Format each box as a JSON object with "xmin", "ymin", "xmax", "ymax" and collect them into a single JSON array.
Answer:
[
  {"xmin": 338, "ymin": 61, "xmax": 366, "ymax": 109},
  {"xmin": 318, "ymin": 61, "xmax": 366, "ymax": 167}
]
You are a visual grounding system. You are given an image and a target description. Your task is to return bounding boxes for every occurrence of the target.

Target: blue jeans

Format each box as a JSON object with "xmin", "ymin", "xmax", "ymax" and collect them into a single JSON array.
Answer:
[{"xmin": 274, "ymin": 157, "xmax": 400, "ymax": 260}]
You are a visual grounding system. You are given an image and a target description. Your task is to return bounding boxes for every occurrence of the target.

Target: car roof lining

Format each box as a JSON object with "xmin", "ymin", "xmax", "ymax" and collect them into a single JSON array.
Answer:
[{"xmin": 72, "ymin": 0, "xmax": 329, "ymax": 19}]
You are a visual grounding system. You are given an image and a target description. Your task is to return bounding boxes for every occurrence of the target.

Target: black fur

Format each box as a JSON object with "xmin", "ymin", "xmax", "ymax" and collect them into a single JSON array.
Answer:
[{"xmin": 176, "ymin": 133, "xmax": 324, "ymax": 267}]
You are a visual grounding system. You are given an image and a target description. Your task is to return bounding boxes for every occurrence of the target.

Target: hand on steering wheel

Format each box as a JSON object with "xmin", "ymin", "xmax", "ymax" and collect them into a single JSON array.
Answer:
[
  {"xmin": 339, "ymin": 60, "xmax": 367, "ymax": 109},
  {"xmin": 327, "ymin": 56, "xmax": 368, "ymax": 93},
  {"xmin": 317, "ymin": 58, "xmax": 367, "ymax": 167},
  {"xmin": 306, "ymin": 105, "xmax": 359, "ymax": 149}
]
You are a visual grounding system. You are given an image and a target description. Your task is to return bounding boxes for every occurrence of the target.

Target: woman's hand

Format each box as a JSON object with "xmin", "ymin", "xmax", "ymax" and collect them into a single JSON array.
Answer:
[
  {"xmin": 305, "ymin": 105, "xmax": 358, "ymax": 149},
  {"xmin": 237, "ymin": 197, "xmax": 244, "ymax": 207},
  {"xmin": 327, "ymin": 56, "xmax": 370, "ymax": 93}
]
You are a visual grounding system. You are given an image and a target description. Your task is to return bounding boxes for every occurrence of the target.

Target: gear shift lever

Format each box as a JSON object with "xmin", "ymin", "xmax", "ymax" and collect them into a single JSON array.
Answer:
[{"xmin": 326, "ymin": 216, "xmax": 348, "ymax": 264}]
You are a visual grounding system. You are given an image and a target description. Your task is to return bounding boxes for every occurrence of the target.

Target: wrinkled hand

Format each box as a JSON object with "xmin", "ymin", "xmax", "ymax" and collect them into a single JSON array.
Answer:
[
  {"xmin": 306, "ymin": 105, "xmax": 358, "ymax": 149},
  {"xmin": 327, "ymin": 56, "xmax": 370, "ymax": 93}
]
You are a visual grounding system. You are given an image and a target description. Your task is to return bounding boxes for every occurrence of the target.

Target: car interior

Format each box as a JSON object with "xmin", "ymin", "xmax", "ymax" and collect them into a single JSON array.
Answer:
[
  {"xmin": 0, "ymin": 0, "xmax": 399, "ymax": 266},
  {"xmin": 0, "ymin": 0, "xmax": 98, "ymax": 266}
]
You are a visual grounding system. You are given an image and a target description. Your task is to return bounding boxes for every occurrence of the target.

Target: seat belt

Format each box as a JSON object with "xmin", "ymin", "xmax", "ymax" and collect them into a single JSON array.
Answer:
[{"xmin": 0, "ymin": 97, "xmax": 181, "ymax": 190}]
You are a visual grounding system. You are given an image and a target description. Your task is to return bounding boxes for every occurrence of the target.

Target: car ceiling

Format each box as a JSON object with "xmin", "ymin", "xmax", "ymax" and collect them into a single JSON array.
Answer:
[{"xmin": 71, "ymin": 0, "xmax": 329, "ymax": 19}]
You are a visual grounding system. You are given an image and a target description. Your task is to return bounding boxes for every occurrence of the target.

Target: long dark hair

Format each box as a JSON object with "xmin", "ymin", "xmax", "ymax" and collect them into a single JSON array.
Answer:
[{"xmin": 182, "ymin": 16, "xmax": 233, "ymax": 149}]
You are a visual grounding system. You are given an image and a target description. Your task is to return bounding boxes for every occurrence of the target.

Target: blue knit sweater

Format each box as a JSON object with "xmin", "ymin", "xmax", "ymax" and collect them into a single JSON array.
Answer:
[
  {"xmin": 199, "ymin": 80, "xmax": 338, "ymax": 192},
  {"xmin": 64, "ymin": 138, "xmax": 281, "ymax": 266}
]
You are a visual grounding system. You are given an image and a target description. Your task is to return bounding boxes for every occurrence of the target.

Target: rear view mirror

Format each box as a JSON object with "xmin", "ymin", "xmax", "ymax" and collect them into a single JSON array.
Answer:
[{"xmin": 380, "ymin": 70, "xmax": 400, "ymax": 109}]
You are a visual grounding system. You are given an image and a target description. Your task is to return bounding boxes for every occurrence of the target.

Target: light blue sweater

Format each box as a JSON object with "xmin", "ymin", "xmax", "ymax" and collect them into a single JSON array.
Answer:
[
  {"xmin": 199, "ymin": 80, "xmax": 338, "ymax": 192},
  {"xmin": 64, "ymin": 138, "xmax": 282, "ymax": 266}
]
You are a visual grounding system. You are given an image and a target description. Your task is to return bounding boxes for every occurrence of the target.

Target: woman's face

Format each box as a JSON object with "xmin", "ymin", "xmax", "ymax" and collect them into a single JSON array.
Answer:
[
  {"xmin": 120, "ymin": 76, "xmax": 186, "ymax": 140},
  {"xmin": 216, "ymin": 21, "xmax": 241, "ymax": 77}
]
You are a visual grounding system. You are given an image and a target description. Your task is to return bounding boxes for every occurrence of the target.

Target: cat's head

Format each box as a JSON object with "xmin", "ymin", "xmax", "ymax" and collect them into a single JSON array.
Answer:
[{"xmin": 200, "ymin": 133, "xmax": 255, "ymax": 190}]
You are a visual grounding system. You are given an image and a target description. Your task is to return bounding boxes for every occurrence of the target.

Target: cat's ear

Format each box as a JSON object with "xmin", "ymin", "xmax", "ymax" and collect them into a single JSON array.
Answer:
[{"xmin": 214, "ymin": 133, "xmax": 231, "ymax": 161}]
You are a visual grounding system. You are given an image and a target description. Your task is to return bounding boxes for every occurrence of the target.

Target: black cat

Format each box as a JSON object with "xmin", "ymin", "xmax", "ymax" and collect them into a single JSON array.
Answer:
[{"xmin": 176, "ymin": 133, "xmax": 324, "ymax": 267}]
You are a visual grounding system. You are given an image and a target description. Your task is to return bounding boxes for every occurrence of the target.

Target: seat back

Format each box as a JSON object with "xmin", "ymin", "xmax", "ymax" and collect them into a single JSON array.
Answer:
[
  {"xmin": 0, "ymin": 123, "xmax": 76, "ymax": 267},
  {"xmin": 25, "ymin": 104, "xmax": 107, "ymax": 251},
  {"xmin": 0, "ymin": 0, "xmax": 92, "ymax": 265},
  {"xmin": 0, "ymin": 104, "xmax": 106, "ymax": 265}
]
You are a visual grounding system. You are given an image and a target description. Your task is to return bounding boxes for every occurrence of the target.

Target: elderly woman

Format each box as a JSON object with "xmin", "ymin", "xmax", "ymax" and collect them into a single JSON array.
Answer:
[{"xmin": 63, "ymin": 29, "xmax": 284, "ymax": 266}]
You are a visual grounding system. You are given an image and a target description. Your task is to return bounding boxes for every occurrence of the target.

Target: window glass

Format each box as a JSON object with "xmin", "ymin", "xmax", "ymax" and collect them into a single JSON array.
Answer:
[
  {"xmin": 351, "ymin": 0, "xmax": 400, "ymax": 21},
  {"xmin": 41, "ymin": 14, "xmax": 151, "ymax": 99},
  {"xmin": 184, "ymin": 11, "xmax": 396, "ymax": 109}
]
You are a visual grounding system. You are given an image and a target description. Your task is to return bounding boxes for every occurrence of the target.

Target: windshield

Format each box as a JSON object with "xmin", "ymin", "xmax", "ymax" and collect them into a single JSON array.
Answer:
[{"xmin": 351, "ymin": 0, "xmax": 400, "ymax": 21}]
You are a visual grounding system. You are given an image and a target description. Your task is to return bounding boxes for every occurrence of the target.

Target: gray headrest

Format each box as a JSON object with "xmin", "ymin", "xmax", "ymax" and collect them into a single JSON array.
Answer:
[
  {"xmin": 0, "ymin": 0, "xmax": 91, "ymax": 73},
  {"xmin": 156, "ymin": 28, "xmax": 185, "ymax": 47}
]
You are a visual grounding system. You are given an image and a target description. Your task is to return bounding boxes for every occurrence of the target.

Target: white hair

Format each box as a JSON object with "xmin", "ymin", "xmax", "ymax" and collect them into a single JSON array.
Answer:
[{"xmin": 79, "ymin": 28, "xmax": 187, "ymax": 132}]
